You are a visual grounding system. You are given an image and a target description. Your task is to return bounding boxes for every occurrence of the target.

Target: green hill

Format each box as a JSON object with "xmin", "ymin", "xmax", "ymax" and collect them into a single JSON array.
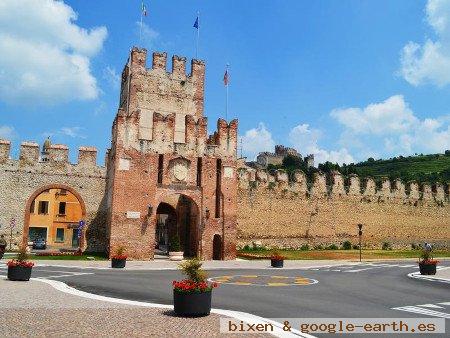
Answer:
[{"xmin": 334, "ymin": 152, "xmax": 450, "ymax": 184}]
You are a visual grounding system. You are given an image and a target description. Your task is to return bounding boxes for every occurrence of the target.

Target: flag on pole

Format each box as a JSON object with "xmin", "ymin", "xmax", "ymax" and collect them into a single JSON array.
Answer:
[
  {"xmin": 193, "ymin": 15, "xmax": 199, "ymax": 29},
  {"xmin": 223, "ymin": 69, "xmax": 229, "ymax": 86},
  {"xmin": 142, "ymin": 2, "xmax": 147, "ymax": 16}
]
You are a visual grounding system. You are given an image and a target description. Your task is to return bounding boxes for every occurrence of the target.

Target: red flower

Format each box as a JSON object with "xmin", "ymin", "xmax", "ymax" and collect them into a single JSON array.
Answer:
[
  {"xmin": 7, "ymin": 260, "xmax": 34, "ymax": 268},
  {"xmin": 111, "ymin": 255, "xmax": 128, "ymax": 260},
  {"xmin": 172, "ymin": 279, "xmax": 218, "ymax": 294}
]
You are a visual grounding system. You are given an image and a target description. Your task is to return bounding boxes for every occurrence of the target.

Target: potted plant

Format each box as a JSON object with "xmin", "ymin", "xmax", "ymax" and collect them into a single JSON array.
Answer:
[
  {"xmin": 7, "ymin": 247, "xmax": 34, "ymax": 281},
  {"xmin": 270, "ymin": 251, "xmax": 285, "ymax": 268},
  {"xmin": 418, "ymin": 249, "xmax": 438, "ymax": 275},
  {"xmin": 172, "ymin": 258, "xmax": 218, "ymax": 317},
  {"xmin": 169, "ymin": 235, "xmax": 184, "ymax": 261},
  {"xmin": 111, "ymin": 246, "xmax": 127, "ymax": 268}
]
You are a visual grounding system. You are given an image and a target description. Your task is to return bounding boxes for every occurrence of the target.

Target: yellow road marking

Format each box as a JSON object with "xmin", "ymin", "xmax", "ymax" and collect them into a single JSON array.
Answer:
[
  {"xmin": 214, "ymin": 279, "xmax": 230, "ymax": 283},
  {"xmin": 271, "ymin": 276, "xmax": 289, "ymax": 279},
  {"xmin": 267, "ymin": 283, "xmax": 289, "ymax": 286},
  {"xmin": 241, "ymin": 275, "xmax": 258, "ymax": 278},
  {"xmin": 294, "ymin": 281, "xmax": 310, "ymax": 284},
  {"xmin": 232, "ymin": 282, "xmax": 252, "ymax": 285}
]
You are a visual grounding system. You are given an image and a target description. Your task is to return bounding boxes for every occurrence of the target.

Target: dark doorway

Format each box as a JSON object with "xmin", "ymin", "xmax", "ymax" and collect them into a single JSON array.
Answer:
[
  {"xmin": 213, "ymin": 234, "xmax": 222, "ymax": 260},
  {"xmin": 156, "ymin": 202, "xmax": 176, "ymax": 255}
]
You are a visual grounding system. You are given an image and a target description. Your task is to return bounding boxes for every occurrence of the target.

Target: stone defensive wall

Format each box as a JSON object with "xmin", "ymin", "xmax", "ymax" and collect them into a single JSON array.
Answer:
[
  {"xmin": 0, "ymin": 139, "xmax": 108, "ymax": 252},
  {"xmin": 237, "ymin": 167, "xmax": 450, "ymax": 249}
]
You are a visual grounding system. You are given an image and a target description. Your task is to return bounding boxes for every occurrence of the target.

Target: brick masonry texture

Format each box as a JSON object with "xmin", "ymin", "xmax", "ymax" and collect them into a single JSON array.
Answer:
[
  {"xmin": 0, "ymin": 47, "xmax": 448, "ymax": 256},
  {"xmin": 237, "ymin": 168, "xmax": 449, "ymax": 249}
]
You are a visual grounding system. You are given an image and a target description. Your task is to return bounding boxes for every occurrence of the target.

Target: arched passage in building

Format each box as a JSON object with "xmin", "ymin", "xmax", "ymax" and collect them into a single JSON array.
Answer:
[
  {"xmin": 23, "ymin": 184, "xmax": 86, "ymax": 250},
  {"xmin": 212, "ymin": 234, "xmax": 222, "ymax": 260},
  {"xmin": 155, "ymin": 194, "xmax": 199, "ymax": 257}
]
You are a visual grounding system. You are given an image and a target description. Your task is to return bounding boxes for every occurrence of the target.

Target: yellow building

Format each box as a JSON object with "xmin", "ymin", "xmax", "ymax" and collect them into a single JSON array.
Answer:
[{"xmin": 28, "ymin": 188, "xmax": 83, "ymax": 249}]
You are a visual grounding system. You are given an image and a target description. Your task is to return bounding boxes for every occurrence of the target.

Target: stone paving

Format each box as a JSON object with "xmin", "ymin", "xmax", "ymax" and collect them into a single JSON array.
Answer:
[{"xmin": 0, "ymin": 278, "xmax": 270, "ymax": 337}]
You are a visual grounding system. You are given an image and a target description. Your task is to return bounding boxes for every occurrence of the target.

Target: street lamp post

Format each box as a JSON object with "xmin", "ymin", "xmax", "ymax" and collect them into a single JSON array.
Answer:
[{"xmin": 357, "ymin": 223, "xmax": 363, "ymax": 262}]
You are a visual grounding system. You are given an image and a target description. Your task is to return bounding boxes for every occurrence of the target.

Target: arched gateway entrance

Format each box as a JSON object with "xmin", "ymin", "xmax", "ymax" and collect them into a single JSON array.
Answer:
[
  {"xmin": 155, "ymin": 194, "xmax": 199, "ymax": 258},
  {"xmin": 23, "ymin": 184, "xmax": 86, "ymax": 250}
]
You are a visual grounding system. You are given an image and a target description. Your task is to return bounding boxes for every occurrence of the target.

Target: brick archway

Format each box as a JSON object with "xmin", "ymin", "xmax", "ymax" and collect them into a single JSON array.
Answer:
[
  {"xmin": 22, "ymin": 184, "xmax": 87, "ymax": 249},
  {"xmin": 155, "ymin": 193, "xmax": 200, "ymax": 257}
]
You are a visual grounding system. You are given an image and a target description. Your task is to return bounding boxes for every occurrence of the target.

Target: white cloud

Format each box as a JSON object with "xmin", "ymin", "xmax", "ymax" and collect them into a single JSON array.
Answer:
[
  {"xmin": 136, "ymin": 22, "xmax": 159, "ymax": 46},
  {"xmin": 330, "ymin": 95, "xmax": 416, "ymax": 135},
  {"xmin": 43, "ymin": 126, "xmax": 86, "ymax": 139},
  {"xmin": 399, "ymin": 0, "xmax": 450, "ymax": 86},
  {"xmin": 0, "ymin": 125, "xmax": 16, "ymax": 140},
  {"xmin": 331, "ymin": 95, "xmax": 450, "ymax": 157},
  {"xmin": 0, "ymin": 0, "xmax": 107, "ymax": 105},
  {"xmin": 103, "ymin": 66, "xmax": 120, "ymax": 89},
  {"xmin": 240, "ymin": 123, "xmax": 275, "ymax": 160},
  {"xmin": 288, "ymin": 124, "xmax": 355, "ymax": 165}
]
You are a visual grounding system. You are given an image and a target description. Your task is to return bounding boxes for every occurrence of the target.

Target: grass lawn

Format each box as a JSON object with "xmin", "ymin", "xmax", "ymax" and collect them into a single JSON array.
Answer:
[{"xmin": 238, "ymin": 249, "xmax": 450, "ymax": 260}]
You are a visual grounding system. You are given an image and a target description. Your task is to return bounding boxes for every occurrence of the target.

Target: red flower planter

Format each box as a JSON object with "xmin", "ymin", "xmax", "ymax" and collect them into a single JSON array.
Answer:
[
  {"xmin": 8, "ymin": 266, "xmax": 32, "ymax": 281},
  {"xmin": 419, "ymin": 262, "xmax": 437, "ymax": 275},
  {"xmin": 173, "ymin": 290, "xmax": 212, "ymax": 317},
  {"xmin": 111, "ymin": 258, "xmax": 126, "ymax": 268}
]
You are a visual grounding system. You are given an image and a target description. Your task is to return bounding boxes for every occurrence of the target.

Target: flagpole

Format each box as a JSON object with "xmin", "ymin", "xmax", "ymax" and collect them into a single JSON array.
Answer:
[
  {"xmin": 225, "ymin": 63, "xmax": 229, "ymax": 120},
  {"xmin": 196, "ymin": 11, "xmax": 200, "ymax": 59},
  {"xmin": 140, "ymin": 3, "xmax": 143, "ymax": 45}
]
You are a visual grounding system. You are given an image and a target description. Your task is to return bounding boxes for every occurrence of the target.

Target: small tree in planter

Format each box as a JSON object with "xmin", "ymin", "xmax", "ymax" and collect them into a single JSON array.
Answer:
[
  {"xmin": 111, "ymin": 246, "xmax": 127, "ymax": 269},
  {"xmin": 169, "ymin": 235, "xmax": 183, "ymax": 261},
  {"xmin": 418, "ymin": 249, "xmax": 439, "ymax": 275},
  {"xmin": 172, "ymin": 258, "xmax": 218, "ymax": 317},
  {"xmin": 270, "ymin": 251, "xmax": 285, "ymax": 268},
  {"xmin": 7, "ymin": 247, "xmax": 34, "ymax": 281}
]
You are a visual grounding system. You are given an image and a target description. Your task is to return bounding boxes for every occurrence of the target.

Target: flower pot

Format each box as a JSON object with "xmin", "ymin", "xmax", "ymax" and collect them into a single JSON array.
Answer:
[
  {"xmin": 111, "ymin": 258, "xmax": 126, "ymax": 268},
  {"xmin": 7, "ymin": 266, "xmax": 32, "ymax": 281},
  {"xmin": 173, "ymin": 290, "xmax": 211, "ymax": 317},
  {"xmin": 169, "ymin": 251, "xmax": 184, "ymax": 261},
  {"xmin": 271, "ymin": 259, "xmax": 284, "ymax": 268},
  {"xmin": 419, "ymin": 262, "xmax": 437, "ymax": 275}
]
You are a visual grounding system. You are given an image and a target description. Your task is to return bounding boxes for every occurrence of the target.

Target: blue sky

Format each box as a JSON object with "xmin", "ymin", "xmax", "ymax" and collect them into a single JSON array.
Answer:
[{"xmin": 0, "ymin": 0, "xmax": 449, "ymax": 165}]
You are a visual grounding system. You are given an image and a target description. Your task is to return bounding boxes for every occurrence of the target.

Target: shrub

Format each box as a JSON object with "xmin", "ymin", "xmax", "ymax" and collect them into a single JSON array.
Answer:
[
  {"xmin": 178, "ymin": 258, "xmax": 206, "ymax": 283},
  {"xmin": 352, "ymin": 244, "xmax": 359, "ymax": 250},
  {"xmin": 326, "ymin": 244, "xmax": 338, "ymax": 250},
  {"xmin": 242, "ymin": 245, "xmax": 251, "ymax": 251},
  {"xmin": 342, "ymin": 241, "xmax": 352, "ymax": 250},
  {"xmin": 411, "ymin": 243, "xmax": 418, "ymax": 250},
  {"xmin": 313, "ymin": 244, "xmax": 323, "ymax": 250},
  {"xmin": 382, "ymin": 242, "xmax": 392, "ymax": 250},
  {"xmin": 170, "ymin": 235, "xmax": 182, "ymax": 252},
  {"xmin": 300, "ymin": 244, "xmax": 310, "ymax": 251}
]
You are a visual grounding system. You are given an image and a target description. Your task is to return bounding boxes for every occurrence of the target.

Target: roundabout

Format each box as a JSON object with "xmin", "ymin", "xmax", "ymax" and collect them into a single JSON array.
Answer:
[{"xmin": 208, "ymin": 274, "xmax": 318, "ymax": 286}]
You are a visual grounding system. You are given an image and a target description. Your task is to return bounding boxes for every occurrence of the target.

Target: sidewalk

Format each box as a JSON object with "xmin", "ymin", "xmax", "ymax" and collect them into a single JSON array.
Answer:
[
  {"xmin": 0, "ymin": 277, "xmax": 269, "ymax": 337},
  {"xmin": 18, "ymin": 257, "xmax": 449, "ymax": 270}
]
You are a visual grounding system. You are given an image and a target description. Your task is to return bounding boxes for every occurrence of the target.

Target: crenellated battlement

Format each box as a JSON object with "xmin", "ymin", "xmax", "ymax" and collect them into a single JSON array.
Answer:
[
  {"xmin": 236, "ymin": 166, "xmax": 449, "ymax": 205},
  {"xmin": 0, "ymin": 139, "xmax": 107, "ymax": 176}
]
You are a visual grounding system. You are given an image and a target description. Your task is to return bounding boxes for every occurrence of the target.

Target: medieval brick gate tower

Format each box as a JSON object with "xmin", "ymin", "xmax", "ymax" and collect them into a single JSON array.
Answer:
[{"xmin": 106, "ymin": 47, "xmax": 238, "ymax": 260}]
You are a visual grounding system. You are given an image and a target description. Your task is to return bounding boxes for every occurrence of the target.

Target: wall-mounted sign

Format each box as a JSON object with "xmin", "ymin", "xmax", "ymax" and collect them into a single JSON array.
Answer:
[{"xmin": 126, "ymin": 211, "xmax": 141, "ymax": 219}]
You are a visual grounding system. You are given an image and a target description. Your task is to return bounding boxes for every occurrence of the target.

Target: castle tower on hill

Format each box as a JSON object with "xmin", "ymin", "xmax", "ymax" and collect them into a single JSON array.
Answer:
[{"xmin": 106, "ymin": 47, "xmax": 238, "ymax": 260}]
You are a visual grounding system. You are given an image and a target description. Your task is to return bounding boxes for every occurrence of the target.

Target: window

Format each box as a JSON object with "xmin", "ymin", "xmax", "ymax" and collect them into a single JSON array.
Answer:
[
  {"xmin": 38, "ymin": 201, "xmax": 49, "ymax": 214},
  {"xmin": 58, "ymin": 202, "xmax": 66, "ymax": 215},
  {"xmin": 157, "ymin": 154, "xmax": 164, "ymax": 184},
  {"xmin": 59, "ymin": 189, "xmax": 67, "ymax": 195},
  {"xmin": 196, "ymin": 157, "xmax": 202, "ymax": 187},
  {"xmin": 55, "ymin": 228, "xmax": 64, "ymax": 242},
  {"xmin": 30, "ymin": 200, "xmax": 35, "ymax": 214}
]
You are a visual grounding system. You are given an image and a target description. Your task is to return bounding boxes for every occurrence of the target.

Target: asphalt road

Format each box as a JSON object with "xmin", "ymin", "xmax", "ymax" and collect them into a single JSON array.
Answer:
[{"xmin": 1, "ymin": 260, "xmax": 449, "ymax": 337}]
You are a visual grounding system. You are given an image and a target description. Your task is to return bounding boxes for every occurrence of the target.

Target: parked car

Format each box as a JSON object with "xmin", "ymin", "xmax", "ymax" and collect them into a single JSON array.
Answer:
[{"xmin": 32, "ymin": 238, "xmax": 47, "ymax": 250}]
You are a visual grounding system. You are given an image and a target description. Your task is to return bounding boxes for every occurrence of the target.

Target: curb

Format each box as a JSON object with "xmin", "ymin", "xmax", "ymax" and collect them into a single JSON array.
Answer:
[
  {"xmin": 407, "ymin": 267, "xmax": 450, "ymax": 284},
  {"xmin": 33, "ymin": 278, "xmax": 315, "ymax": 338}
]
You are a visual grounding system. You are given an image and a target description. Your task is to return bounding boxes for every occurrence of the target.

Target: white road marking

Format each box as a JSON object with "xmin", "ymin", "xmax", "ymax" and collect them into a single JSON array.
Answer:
[
  {"xmin": 438, "ymin": 302, "xmax": 450, "ymax": 306},
  {"xmin": 407, "ymin": 270, "xmax": 450, "ymax": 284},
  {"xmin": 417, "ymin": 304, "xmax": 445, "ymax": 309},
  {"xmin": 36, "ymin": 272, "xmax": 94, "ymax": 279},
  {"xmin": 392, "ymin": 306, "xmax": 450, "ymax": 319},
  {"xmin": 34, "ymin": 278, "xmax": 316, "ymax": 338}
]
